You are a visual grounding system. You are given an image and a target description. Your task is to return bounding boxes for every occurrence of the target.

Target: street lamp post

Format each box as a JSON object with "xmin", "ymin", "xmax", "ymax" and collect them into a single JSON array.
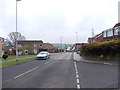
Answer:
[
  {"xmin": 60, "ymin": 36, "xmax": 62, "ymax": 53},
  {"xmin": 16, "ymin": 0, "xmax": 21, "ymax": 61}
]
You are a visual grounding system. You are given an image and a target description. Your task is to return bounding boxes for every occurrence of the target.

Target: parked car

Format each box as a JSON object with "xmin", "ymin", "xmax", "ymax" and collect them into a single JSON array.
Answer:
[
  {"xmin": 76, "ymin": 51, "xmax": 80, "ymax": 54},
  {"xmin": 37, "ymin": 51, "xmax": 50, "ymax": 60}
]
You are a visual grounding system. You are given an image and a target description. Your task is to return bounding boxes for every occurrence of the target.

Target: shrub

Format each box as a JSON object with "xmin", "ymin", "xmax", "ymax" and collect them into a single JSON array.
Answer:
[
  {"xmin": 2, "ymin": 54, "xmax": 8, "ymax": 60},
  {"xmin": 80, "ymin": 39, "xmax": 120, "ymax": 56}
]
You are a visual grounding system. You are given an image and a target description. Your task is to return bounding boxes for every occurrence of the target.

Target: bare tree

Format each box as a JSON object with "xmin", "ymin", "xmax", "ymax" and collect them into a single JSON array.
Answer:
[{"xmin": 8, "ymin": 32, "xmax": 26, "ymax": 46}]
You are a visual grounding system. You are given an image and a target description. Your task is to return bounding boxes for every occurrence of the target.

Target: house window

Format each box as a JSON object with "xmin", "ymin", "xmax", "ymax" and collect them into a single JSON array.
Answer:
[
  {"xmin": 40, "ymin": 44, "xmax": 43, "ymax": 47},
  {"xmin": 34, "ymin": 49, "xmax": 37, "ymax": 54},
  {"xmin": 114, "ymin": 27, "xmax": 120, "ymax": 35},
  {"xmin": 18, "ymin": 44, "xmax": 22, "ymax": 47},
  {"xmin": 103, "ymin": 31, "xmax": 106, "ymax": 37},
  {"xmin": 24, "ymin": 44, "xmax": 28, "ymax": 47},
  {"xmin": 107, "ymin": 30, "xmax": 113, "ymax": 37},
  {"xmin": 34, "ymin": 44, "xmax": 37, "ymax": 47}
]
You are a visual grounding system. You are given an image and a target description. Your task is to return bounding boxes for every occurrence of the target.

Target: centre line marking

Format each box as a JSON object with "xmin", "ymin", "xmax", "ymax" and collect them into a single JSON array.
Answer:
[
  {"xmin": 74, "ymin": 61, "xmax": 81, "ymax": 89},
  {"xmin": 77, "ymin": 79, "xmax": 80, "ymax": 84},
  {"xmin": 14, "ymin": 67, "xmax": 39, "ymax": 79},
  {"xmin": 76, "ymin": 74, "xmax": 79, "ymax": 78},
  {"xmin": 77, "ymin": 84, "xmax": 80, "ymax": 89}
]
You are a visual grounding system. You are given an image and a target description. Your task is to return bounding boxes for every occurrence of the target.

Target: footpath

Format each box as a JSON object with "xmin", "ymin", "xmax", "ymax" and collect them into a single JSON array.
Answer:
[{"xmin": 73, "ymin": 52, "xmax": 119, "ymax": 66}]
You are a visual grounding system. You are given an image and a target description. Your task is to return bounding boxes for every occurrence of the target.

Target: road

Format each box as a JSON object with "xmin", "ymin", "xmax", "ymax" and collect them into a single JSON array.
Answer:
[{"xmin": 2, "ymin": 52, "xmax": 118, "ymax": 89}]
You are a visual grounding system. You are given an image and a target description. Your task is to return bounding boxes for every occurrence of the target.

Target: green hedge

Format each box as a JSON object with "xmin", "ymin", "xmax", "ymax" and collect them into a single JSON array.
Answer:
[{"xmin": 80, "ymin": 39, "xmax": 120, "ymax": 56}]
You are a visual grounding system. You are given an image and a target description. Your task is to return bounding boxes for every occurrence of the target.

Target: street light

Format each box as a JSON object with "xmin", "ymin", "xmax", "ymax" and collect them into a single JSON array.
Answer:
[{"xmin": 16, "ymin": 0, "xmax": 21, "ymax": 61}]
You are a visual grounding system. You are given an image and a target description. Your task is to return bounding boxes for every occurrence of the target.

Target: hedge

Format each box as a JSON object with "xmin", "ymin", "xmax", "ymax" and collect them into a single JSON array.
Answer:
[{"xmin": 80, "ymin": 39, "xmax": 120, "ymax": 56}]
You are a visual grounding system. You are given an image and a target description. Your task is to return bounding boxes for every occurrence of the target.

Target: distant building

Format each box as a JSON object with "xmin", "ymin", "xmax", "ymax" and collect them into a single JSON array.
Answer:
[
  {"xmin": 18, "ymin": 40, "xmax": 57, "ymax": 55},
  {"xmin": 0, "ymin": 37, "xmax": 4, "ymax": 57},
  {"xmin": 75, "ymin": 43, "xmax": 87, "ymax": 51}
]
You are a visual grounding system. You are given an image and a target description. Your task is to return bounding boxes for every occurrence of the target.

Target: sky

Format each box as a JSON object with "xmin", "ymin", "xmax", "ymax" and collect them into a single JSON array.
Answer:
[{"xmin": 0, "ymin": 0, "xmax": 119, "ymax": 44}]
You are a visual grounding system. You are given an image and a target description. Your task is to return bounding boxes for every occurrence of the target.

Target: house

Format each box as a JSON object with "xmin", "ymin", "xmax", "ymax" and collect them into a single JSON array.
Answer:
[
  {"xmin": 75, "ymin": 43, "xmax": 87, "ymax": 51},
  {"xmin": 18, "ymin": 40, "xmax": 57, "ymax": 55},
  {"xmin": 18, "ymin": 40, "xmax": 43, "ymax": 55},
  {"xmin": 0, "ymin": 37, "xmax": 4, "ymax": 57},
  {"xmin": 88, "ymin": 23, "xmax": 120, "ymax": 43},
  {"xmin": 42, "ymin": 43, "xmax": 58, "ymax": 53},
  {"xmin": 103, "ymin": 23, "xmax": 120, "ymax": 41},
  {"xmin": 88, "ymin": 32, "xmax": 103, "ymax": 43}
]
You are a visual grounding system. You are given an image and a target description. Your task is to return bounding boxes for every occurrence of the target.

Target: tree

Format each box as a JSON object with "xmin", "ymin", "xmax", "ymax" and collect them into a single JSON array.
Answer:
[{"xmin": 8, "ymin": 32, "xmax": 25, "ymax": 46}]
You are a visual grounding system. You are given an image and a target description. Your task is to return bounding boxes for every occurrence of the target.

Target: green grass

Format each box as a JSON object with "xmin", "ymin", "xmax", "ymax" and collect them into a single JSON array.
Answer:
[
  {"xmin": 0, "ymin": 57, "xmax": 36, "ymax": 68},
  {"xmin": 1, "ymin": 55, "xmax": 36, "ymax": 61}
]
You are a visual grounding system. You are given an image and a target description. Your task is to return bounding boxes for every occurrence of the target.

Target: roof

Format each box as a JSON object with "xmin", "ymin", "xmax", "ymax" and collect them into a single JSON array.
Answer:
[
  {"xmin": 18, "ymin": 40, "xmax": 43, "ymax": 43},
  {"xmin": 113, "ymin": 23, "xmax": 120, "ymax": 28},
  {"xmin": 0, "ymin": 37, "xmax": 4, "ymax": 40}
]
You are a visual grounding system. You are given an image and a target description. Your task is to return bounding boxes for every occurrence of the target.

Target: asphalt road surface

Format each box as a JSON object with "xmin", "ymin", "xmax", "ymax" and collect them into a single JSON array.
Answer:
[{"xmin": 2, "ymin": 52, "xmax": 119, "ymax": 89}]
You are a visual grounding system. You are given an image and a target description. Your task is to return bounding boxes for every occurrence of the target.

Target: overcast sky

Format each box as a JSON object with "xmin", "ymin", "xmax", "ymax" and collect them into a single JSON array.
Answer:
[{"xmin": 0, "ymin": 0, "xmax": 119, "ymax": 44}]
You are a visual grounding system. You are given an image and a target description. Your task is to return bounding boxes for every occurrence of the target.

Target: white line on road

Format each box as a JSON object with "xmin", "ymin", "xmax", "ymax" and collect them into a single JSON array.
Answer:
[
  {"xmin": 74, "ymin": 61, "xmax": 81, "ymax": 89},
  {"xmin": 45, "ymin": 62, "xmax": 49, "ymax": 64},
  {"xmin": 76, "ymin": 74, "xmax": 79, "ymax": 78},
  {"xmin": 77, "ymin": 84, "xmax": 80, "ymax": 89},
  {"xmin": 77, "ymin": 79, "xmax": 80, "ymax": 84},
  {"xmin": 14, "ymin": 67, "xmax": 39, "ymax": 79}
]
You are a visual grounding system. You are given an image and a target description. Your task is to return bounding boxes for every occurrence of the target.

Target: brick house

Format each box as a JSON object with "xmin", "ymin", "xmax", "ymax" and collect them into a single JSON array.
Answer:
[
  {"xmin": 18, "ymin": 40, "xmax": 57, "ymax": 55},
  {"xmin": 88, "ymin": 23, "xmax": 120, "ymax": 43},
  {"xmin": 75, "ymin": 43, "xmax": 87, "ymax": 51},
  {"xmin": 0, "ymin": 37, "xmax": 4, "ymax": 57}
]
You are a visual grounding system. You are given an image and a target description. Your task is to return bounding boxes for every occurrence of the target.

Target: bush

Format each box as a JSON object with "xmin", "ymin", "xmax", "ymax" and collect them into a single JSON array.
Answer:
[
  {"xmin": 80, "ymin": 39, "xmax": 120, "ymax": 57},
  {"xmin": 2, "ymin": 54, "xmax": 8, "ymax": 60}
]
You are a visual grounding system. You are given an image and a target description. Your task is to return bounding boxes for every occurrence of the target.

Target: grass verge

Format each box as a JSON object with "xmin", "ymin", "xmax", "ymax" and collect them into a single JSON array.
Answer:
[
  {"xmin": 1, "ymin": 55, "xmax": 36, "ymax": 61},
  {"xmin": 0, "ymin": 57, "xmax": 36, "ymax": 68}
]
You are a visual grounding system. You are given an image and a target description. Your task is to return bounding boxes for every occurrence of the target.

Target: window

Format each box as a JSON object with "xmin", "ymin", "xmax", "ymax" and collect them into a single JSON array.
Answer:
[
  {"xmin": 103, "ymin": 31, "xmax": 106, "ymax": 37},
  {"xmin": 34, "ymin": 49, "xmax": 37, "ymax": 54},
  {"xmin": 18, "ymin": 44, "xmax": 22, "ymax": 47},
  {"xmin": 40, "ymin": 44, "xmax": 43, "ymax": 47},
  {"xmin": 34, "ymin": 44, "xmax": 37, "ymax": 47},
  {"xmin": 107, "ymin": 30, "xmax": 113, "ymax": 37},
  {"xmin": 24, "ymin": 44, "xmax": 28, "ymax": 47},
  {"xmin": 114, "ymin": 27, "xmax": 120, "ymax": 35}
]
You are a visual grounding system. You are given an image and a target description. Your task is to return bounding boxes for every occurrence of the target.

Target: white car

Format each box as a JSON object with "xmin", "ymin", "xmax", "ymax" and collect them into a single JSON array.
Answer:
[{"xmin": 37, "ymin": 51, "xmax": 50, "ymax": 60}]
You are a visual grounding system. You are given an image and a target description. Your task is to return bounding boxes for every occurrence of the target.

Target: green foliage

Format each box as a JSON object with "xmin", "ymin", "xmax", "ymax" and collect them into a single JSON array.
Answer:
[
  {"xmin": 80, "ymin": 39, "xmax": 120, "ymax": 57},
  {"xmin": 2, "ymin": 54, "xmax": 8, "ymax": 60},
  {"xmin": 25, "ymin": 46, "xmax": 33, "ymax": 54}
]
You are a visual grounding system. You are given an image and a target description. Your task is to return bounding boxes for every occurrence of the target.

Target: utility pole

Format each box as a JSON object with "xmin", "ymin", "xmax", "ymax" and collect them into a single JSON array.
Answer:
[
  {"xmin": 60, "ymin": 36, "xmax": 62, "ymax": 53},
  {"xmin": 16, "ymin": 0, "xmax": 21, "ymax": 61},
  {"xmin": 92, "ymin": 27, "xmax": 94, "ymax": 38}
]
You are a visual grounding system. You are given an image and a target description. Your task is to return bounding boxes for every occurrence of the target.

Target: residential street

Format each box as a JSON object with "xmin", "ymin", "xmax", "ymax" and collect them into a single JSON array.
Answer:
[{"xmin": 2, "ymin": 52, "xmax": 118, "ymax": 89}]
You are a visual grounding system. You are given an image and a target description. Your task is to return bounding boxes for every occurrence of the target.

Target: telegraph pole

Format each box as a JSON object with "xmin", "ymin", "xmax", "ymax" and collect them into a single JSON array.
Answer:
[{"xmin": 60, "ymin": 36, "xmax": 62, "ymax": 53}]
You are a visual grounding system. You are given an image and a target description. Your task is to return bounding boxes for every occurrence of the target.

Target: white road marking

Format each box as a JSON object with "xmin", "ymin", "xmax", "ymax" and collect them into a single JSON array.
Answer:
[
  {"xmin": 104, "ymin": 63, "xmax": 113, "ymax": 65},
  {"xmin": 77, "ymin": 84, "xmax": 80, "ymax": 89},
  {"xmin": 45, "ymin": 61, "xmax": 49, "ymax": 64},
  {"xmin": 14, "ymin": 67, "xmax": 39, "ymax": 79},
  {"xmin": 77, "ymin": 79, "xmax": 79, "ymax": 84},
  {"xmin": 76, "ymin": 71, "xmax": 78, "ymax": 74},
  {"xmin": 74, "ymin": 61, "xmax": 81, "ymax": 89},
  {"xmin": 76, "ymin": 74, "xmax": 79, "ymax": 78}
]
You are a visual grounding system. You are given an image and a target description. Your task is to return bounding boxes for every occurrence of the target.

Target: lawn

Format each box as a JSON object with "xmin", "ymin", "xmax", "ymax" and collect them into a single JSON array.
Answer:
[
  {"xmin": 0, "ymin": 57, "xmax": 36, "ymax": 68},
  {"xmin": 1, "ymin": 55, "xmax": 36, "ymax": 61}
]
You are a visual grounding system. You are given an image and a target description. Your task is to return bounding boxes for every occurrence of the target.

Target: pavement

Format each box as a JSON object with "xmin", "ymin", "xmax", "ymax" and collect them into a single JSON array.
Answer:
[
  {"xmin": 74, "ymin": 52, "xmax": 119, "ymax": 66},
  {"xmin": 1, "ymin": 52, "xmax": 119, "ymax": 89}
]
